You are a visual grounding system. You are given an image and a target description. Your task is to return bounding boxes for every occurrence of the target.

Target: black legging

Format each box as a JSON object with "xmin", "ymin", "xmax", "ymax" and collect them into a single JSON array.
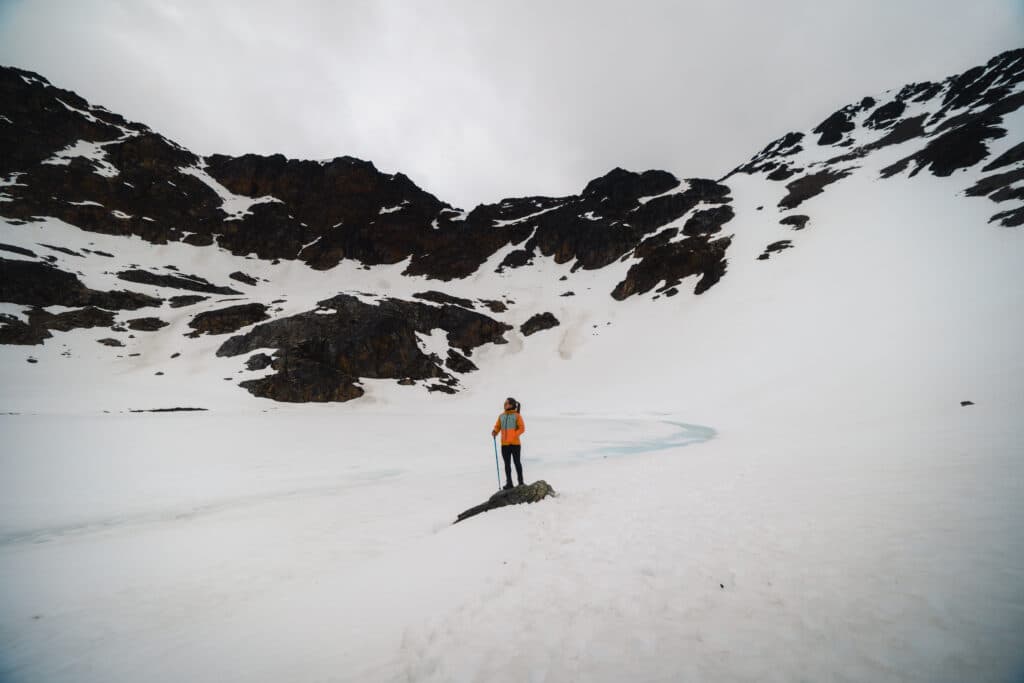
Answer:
[{"xmin": 501, "ymin": 444, "xmax": 523, "ymax": 486}]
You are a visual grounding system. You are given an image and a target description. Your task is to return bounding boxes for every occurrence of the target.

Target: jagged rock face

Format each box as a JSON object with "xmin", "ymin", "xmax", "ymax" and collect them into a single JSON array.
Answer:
[
  {"xmin": 731, "ymin": 48, "xmax": 1024, "ymax": 231},
  {"xmin": 2, "ymin": 48, "xmax": 1023, "ymax": 404},
  {"xmin": 0, "ymin": 257, "xmax": 161, "ymax": 310},
  {"xmin": 611, "ymin": 234, "xmax": 731, "ymax": 299},
  {"xmin": 216, "ymin": 294, "xmax": 511, "ymax": 402}
]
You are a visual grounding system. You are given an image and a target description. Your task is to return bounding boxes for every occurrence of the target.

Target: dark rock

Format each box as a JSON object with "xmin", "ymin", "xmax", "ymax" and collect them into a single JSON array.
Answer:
[
  {"xmin": 129, "ymin": 407, "xmax": 208, "ymax": 413},
  {"xmin": 778, "ymin": 170, "xmax": 851, "ymax": 210},
  {"xmin": 445, "ymin": 349, "xmax": 478, "ymax": 373},
  {"xmin": 1, "ymin": 306, "xmax": 116, "ymax": 345},
  {"xmin": 0, "ymin": 243, "xmax": 36, "ymax": 258},
  {"xmin": 1, "ymin": 258, "xmax": 161, "ymax": 310},
  {"xmin": 170, "ymin": 352, "xmax": 180, "ymax": 359},
  {"xmin": 960, "ymin": 400, "xmax": 975, "ymax": 407},
  {"xmin": 682, "ymin": 206, "xmax": 735, "ymax": 236},
  {"xmin": 478, "ymin": 299, "xmax": 507, "ymax": 313},
  {"xmin": 612, "ymin": 235, "xmax": 731, "ymax": 300},
  {"xmin": 117, "ymin": 269, "xmax": 241, "ymax": 295},
  {"xmin": 560, "ymin": 291, "xmax": 575, "ymax": 297},
  {"xmin": 154, "ymin": 371, "xmax": 164, "ymax": 376},
  {"xmin": 26, "ymin": 357, "xmax": 37, "ymax": 363},
  {"xmin": 168, "ymin": 295, "xmax": 209, "ymax": 308},
  {"xmin": 766, "ymin": 166, "xmax": 799, "ymax": 181},
  {"xmin": 189, "ymin": 303, "xmax": 269, "ymax": 336},
  {"xmin": 245, "ymin": 352, "xmax": 273, "ymax": 371},
  {"xmin": 990, "ymin": 206, "xmax": 1024, "ymax": 227},
  {"xmin": 983, "ymin": 140, "xmax": 1024, "ymax": 172},
  {"xmin": 880, "ymin": 117, "xmax": 1008, "ymax": 179},
  {"xmin": 414, "ymin": 291, "xmax": 474, "ymax": 309},
  {"xmin": 497, "ymin": 247, "xmax": 534, "ymax": 272},
  {"xmin": 454, "ymin": 480, "xmax": 556, "ymax": 523},
  {"xmin": 32, "ymin": 306, "xmax": 115, "ymax": 332},
  {"xmin": 97, "ymin": 337, "xmax": 124, "ymax": 347},
  {"xmin": 125, "ymin": 316, "xmax": 168, "ymax": 331},
  {"xmin": 39, "ymin": 243, "xmax": 83, "ymax": 258},
  {"xmin": 758, "ymin": 241, "xmax": 794, "ymax": 260},
  {"xmin": 728, "ymin": 131, "xmax": 804, "ymax": 177},
  {"xmin": 779, "ymin": 215, "xmax": 810, "ymax": 230},
  {"xmin": 427, "ymin": 383, "xmax": 457, "ymax": 394},
  {"xmin": 397, "ymin": 377, "xmax": 416, "ymax": 386},
  {"xmin": 814, "ymin": 110, "xmax": 857, "ymax": 145},
  {"xmin": 229, "ymin": 271, "xmax": 258, "ymax": 286},
  {"xmin": 0, "ymin": 314, "xmax": 45, "ymax": 345},
  {"xmin": 865, "ymin": 99, "xmax": 907, "ymax": 129},
  {"xmin": 521, "ymin": 312, "xmax": 560, "ymax": 336},
  {"xmin": 217, "ymin": 294, "xmax": 511, "ymax": 402}
]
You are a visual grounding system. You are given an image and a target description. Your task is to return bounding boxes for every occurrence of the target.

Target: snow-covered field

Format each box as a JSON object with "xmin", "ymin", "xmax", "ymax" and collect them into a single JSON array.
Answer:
[{"xmin": 3, "ymin": 102, "xmax": 1024, "ymax": 682}]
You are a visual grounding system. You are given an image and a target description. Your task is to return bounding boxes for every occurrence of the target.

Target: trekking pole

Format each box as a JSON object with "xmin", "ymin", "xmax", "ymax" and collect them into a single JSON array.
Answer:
[{"xmin": 492, "ymin": 436, "xmax": 501, "ymax": 491}]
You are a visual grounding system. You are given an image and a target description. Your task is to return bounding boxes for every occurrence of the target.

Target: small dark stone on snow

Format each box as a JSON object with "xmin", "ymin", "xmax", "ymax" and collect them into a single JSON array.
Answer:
[
  {"xmin": 170, "ymin": 352, "xmax": 180, "ymax": 359},
  {"xmin": 155, "ymin": 371, "xmax": 164, "ymax": 376},
  {"xmin": 26, "ymin": 357, "xmax": 37, "ymax": 363},
  {"xmin": 97, "ymin": 338, "xmax": 124, "ymax": 347},
  {"xmin": 560, "ymin": 291, "xmax": 575, "ymax": 297},
  {"xmin": 961, "ymin": 400, "xmax": 975, "ymax": 406}
]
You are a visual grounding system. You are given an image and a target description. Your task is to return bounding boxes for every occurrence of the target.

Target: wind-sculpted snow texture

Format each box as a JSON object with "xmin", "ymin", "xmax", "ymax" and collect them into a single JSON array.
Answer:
[{"xmin": 1, "ymin": 48, "xmax": 1023, "ymax": 402}]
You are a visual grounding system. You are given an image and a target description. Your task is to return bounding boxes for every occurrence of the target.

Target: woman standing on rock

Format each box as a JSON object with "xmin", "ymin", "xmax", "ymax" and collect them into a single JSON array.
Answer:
[{"xmin": 492, "ymin": 397, "xmax": 525, "ymax": 489}]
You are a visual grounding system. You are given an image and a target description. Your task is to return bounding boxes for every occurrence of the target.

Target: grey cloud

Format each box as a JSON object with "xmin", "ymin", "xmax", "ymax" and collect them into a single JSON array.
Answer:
[{"xmin": 1, "ymin": 0, "xmax": 1021, "ymax": 208}]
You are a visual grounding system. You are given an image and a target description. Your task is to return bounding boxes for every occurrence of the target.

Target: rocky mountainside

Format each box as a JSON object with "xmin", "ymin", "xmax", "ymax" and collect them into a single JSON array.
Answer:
[{"xmin": 1, "ymin": 48, "xmax": 1022, "ymax": 404}]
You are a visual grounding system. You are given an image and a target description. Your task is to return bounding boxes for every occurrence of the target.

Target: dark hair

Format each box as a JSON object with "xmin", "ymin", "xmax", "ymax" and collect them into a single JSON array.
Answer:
[{"xmin": 505, "ymin": 397, "xmax": 520, "ymax": 413}]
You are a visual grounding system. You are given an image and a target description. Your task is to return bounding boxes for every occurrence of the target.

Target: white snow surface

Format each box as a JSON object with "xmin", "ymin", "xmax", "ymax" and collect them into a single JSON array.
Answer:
[
  {"xmin": 41, "ymin": 140, "xmax": 120, "ymax": 178},
  {"xmin": 1, "ymin": 102, "xmax": 1024, "ymax": 681}
]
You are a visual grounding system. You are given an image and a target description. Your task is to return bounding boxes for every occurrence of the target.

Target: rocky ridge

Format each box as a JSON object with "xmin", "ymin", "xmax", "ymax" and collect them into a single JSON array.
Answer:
[{"xmin": 1, "ymin": 48, "xmax": 1022, "ymax": 402}]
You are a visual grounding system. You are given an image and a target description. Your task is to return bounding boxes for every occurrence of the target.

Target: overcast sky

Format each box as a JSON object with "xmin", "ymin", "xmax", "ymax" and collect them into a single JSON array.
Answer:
[{"xmin": 1, "ymin": 1, "xmax": 1021, "ymax": 208}]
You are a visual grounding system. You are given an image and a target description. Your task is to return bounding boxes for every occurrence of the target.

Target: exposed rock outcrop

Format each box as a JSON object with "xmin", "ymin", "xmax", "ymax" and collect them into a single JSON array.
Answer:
[
  {"xmin": 216, "ymin": 294, "xmax": 511, "ymax": 402},
  {"xmin": 125, "ymin": 316, "xmax": 168, "ymax": 331},
  {"xmin": 521, "ymin": 312, "xmax": 560, "ymax": 336},
  {"xmin": 188, "ymin": 303, "xmax": 269, "ymax": 336},
  {"xmin": 117, "ymin": 269, "xmax": 241, "ymax": 295},
  {"xmin": 0, "ymin": 257, "xmax": 161, "ymax": 310}
]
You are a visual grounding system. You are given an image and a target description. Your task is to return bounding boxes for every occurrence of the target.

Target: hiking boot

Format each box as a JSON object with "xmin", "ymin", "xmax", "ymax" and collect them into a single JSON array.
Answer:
[{"xmin": 503, "ymin": 483, "xmax": 514, "ymax": 490}]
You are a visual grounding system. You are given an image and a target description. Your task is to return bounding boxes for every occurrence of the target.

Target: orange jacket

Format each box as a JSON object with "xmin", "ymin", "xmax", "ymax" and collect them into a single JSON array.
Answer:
[{"xmin": 493, "ymin": 411, "xmax": 525, "ymax": 445}]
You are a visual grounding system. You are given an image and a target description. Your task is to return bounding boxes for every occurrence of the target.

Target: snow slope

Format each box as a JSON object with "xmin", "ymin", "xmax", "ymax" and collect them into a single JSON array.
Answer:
[{"xmin": 2, "ymin": 54, "xmax": 1024, "ymax": 683}]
